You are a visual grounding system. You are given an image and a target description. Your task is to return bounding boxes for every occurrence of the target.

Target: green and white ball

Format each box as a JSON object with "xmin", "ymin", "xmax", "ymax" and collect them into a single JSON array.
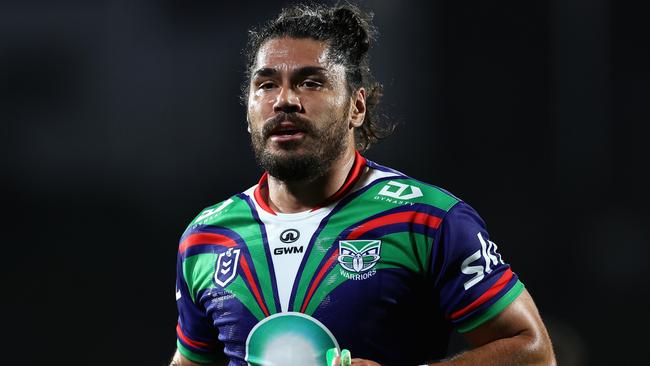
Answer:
[{"xmin": 245, "ymin": 312, "xmax": 339, "ymax": 366}]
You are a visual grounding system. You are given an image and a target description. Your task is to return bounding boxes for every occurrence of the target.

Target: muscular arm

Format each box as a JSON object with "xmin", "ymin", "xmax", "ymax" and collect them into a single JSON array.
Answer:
[
  {"xmin": 335, "ymin": 289, "xmax": 555, "ymax": 366},
  {"xmin": 430, "ymin": 289, "xmax": 555, "ymax": 366}
]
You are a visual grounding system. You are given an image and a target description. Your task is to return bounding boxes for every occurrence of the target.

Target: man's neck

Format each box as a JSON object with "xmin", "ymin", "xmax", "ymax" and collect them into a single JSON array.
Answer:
[{"xmin": 266, "ymin": 148, "xmax": 357, "ymax": 214}]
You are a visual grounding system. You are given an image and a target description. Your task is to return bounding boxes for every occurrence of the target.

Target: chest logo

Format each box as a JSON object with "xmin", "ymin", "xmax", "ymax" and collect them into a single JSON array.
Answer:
[
  {"xmin": 214, "ymin": 248, "xmax": 241, "ymax": 287},
  {"xmin": 338, "ymin": 240, "xmax": 382, "ymax": 273},
  {"xmin": 280, "ymin": 229, "xmax": 300, "ymax": 243},
  {"xmin": 378, "ymin": 181, "xmax": 423, "ymax": 200},
  {"xmin": 274, "ymin": 246, "xmax": 304, "ymax": 255}
]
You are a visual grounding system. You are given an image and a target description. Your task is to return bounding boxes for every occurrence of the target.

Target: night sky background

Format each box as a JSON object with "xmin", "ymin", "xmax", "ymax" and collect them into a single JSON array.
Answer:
[{"xmin": 2, "ymin": 1, "xmax": 648, "ymax": 365}]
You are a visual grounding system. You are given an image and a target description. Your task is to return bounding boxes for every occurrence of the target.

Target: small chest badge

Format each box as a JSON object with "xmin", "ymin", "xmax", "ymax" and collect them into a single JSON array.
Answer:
[
  {"xmin": 337, "ymin": 240, "xmax": 382, "ymax": 273},
  {"xmin": 214, "ymin": 247, "xmax": 241, "ymax": 287},
  {"xmin": 280, "ymin": 229, "xmax": 300, "ymax": 243}
]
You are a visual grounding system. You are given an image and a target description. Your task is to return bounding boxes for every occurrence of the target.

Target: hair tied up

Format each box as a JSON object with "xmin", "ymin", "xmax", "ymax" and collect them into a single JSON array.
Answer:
[
  {"xmin": 332, "ymin": 6, "xmax": 371, "ymax": 54},
  {"xmin": 242, "ymin": 2, "xmax": 394, "ymax": 151}
]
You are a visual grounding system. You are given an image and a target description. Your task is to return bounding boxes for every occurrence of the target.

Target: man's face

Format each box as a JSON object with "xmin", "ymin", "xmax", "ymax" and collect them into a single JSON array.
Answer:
[{"xmin": 247, "ymin": 37, "xmax": 354, "ymax": 182}]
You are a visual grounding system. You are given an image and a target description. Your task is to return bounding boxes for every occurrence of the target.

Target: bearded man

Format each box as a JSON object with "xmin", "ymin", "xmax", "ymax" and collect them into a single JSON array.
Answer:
[{"xmin": 171, "ymin": 3, "xmax": 555, "ymax": 366}]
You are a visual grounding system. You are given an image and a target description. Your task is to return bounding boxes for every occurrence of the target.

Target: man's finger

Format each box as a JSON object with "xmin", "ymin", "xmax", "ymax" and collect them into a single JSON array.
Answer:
[
  {"xmin": 331, "ymin": 355, "xmax": 340, "ymax": 366},
  {"xmin": 340, "ymin": 349, "xmax": 351, "ymax": 366},
  {"xmin": 327, "ymin": 347, "xmax": 340, "ymax": 366},
  {"xmin": 350, "ymin": 358, "xmax": 382, "ymax": 366}
]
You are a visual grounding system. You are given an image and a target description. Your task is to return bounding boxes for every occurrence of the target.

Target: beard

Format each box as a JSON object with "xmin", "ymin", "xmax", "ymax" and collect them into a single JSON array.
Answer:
[{"xmin": 250, "ymin": 106, "xmax": 350, "ymax": 182}]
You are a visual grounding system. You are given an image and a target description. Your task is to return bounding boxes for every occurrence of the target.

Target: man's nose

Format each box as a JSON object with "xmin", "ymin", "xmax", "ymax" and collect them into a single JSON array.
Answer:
[{"xmin": 273, "ymin": 85, "xmax": 302, "ymax": 113}]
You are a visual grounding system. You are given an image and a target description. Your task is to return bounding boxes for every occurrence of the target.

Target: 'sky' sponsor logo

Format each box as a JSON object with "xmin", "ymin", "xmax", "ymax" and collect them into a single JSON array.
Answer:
[{"xmin": 461, "ymin": 232, "xmax": 505, "ymax": 290}]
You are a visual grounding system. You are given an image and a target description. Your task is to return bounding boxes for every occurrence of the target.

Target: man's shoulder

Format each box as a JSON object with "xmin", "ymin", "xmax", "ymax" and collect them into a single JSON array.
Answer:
[
  {"xmin": 363, "ymin": 159, "xmax": 463, "ymax": 213},
  {"xmin": 184, "ymin": 186, "xmax": 257, "ymax": 229}
]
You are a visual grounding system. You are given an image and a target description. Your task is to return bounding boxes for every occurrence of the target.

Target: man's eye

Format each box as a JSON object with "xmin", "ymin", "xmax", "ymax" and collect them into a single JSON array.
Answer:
[
  {"xmin": 300, "ymin": 80, "xmax": 323, "ymax": 88},
  {"xmin": 258, "ymin": 82, "xmax": 276, "ymax": 90}
]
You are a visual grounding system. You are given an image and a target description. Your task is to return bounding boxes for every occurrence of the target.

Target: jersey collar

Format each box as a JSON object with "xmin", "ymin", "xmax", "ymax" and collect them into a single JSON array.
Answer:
[{"xmin": 253, "ymin": 150, "xmax": 367, "ymax": 215}]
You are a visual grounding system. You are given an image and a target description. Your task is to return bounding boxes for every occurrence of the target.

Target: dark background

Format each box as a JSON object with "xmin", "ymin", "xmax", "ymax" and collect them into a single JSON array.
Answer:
[{"xmin": 2, "ymin": 0, "xmax": 648, "ymax": 365}]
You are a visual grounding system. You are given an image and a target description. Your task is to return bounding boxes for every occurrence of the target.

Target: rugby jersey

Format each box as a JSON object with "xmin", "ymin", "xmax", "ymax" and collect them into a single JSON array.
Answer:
[{"xmin": 175, "ymin": 151, "xmax": 523, "ymax": 365}]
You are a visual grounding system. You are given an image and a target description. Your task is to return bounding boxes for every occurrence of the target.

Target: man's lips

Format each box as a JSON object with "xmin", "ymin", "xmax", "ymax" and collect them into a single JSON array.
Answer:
[
  {"xmin": 269, "ymin": 132, "xmax": 306, "ymax": 142},
  {"xmin": 267, "ymin": 121, "xmax": 307, "ymax": 142}
]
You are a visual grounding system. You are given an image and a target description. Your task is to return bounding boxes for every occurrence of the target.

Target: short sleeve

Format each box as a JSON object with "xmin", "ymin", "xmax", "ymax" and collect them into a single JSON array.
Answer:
[
  {"xmin": 175, "ymin": 248, "xmax": 222, "ymax": 364},
  {"xmin": 433, "ymin": 201, "xmax": 524, "ymax": 333}
]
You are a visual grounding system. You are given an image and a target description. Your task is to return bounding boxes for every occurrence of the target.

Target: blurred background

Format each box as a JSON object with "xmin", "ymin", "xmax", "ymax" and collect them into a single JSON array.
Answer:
[{"xmin": 2, "ymin": 0, "xmax": 648, "ymax": 364}]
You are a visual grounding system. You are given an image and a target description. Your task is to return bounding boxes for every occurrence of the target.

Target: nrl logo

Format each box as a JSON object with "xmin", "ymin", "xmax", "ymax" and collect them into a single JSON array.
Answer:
[
  {"xmin": 337, "ymin": 240, "xmax": 382, "ymax": 275},
  {"xmin": 214, "ymin": 247, "xmax": 241, "ymax": 287}
]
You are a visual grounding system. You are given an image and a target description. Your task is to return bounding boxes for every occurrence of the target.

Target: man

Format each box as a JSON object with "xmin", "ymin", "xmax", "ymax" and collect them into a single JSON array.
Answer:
[{"xmin": 171, "ymin": 3, "xmax": 555, "ymax": 366}]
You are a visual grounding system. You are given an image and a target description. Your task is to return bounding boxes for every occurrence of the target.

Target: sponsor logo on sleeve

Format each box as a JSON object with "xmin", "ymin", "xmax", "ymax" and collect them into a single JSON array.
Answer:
[
  {"xmin": 195, "ymin": 199, "xmax": 234, "ymax": 225},
  {"xmin": 461, "ymin": 232, "xmax": 505, "ymax": 290},
  {"xmin": 374, "ymin": 181, "xmax": 423, "ymax": 205}
]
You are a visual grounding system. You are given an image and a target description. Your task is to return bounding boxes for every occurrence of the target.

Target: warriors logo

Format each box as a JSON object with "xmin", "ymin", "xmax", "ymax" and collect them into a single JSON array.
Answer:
[{"xmin": 337, "ymin": 240, "xmax": 381, "ymax": 280}]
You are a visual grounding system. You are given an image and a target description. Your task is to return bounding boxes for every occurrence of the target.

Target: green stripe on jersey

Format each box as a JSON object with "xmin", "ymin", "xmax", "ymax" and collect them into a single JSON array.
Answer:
[
  {"xmin": 292, "ymin": 178, "xmax": 457, "ymax": 312},
  {"xmin": 369, "ymin": 178, "xmax": 459, "ymax": 211},
  {"xmin": 227, "ymin": 238, "xmax": 277, "ymax": 316},
  {"xmin": 456, "ymin": 280, "xmax": 525, "ymax": 333},
  {"xmin": 182, "ymin": 253, "xmax": 266, "ymax": 320},
  {"xmin": 291, "ymin": 187, "xmax": 391, "ymax": 311},
  {"xmin": 373, "ymin": 231, "xmax": 434, "ymax": 273},
  {"xmin": 183, "ymin": 253, "xmax": 217, "ymax": 303},
  {"xmin": 185, "ymin": 195, "xmax": 278, "ymax": 315},
  {"xmin": 300, "ymin": 231, "xmax": 432, "ymax": 315},
  {"xmin": 226, "ymin": 276, "xmax": 267, "ymax": 321}
]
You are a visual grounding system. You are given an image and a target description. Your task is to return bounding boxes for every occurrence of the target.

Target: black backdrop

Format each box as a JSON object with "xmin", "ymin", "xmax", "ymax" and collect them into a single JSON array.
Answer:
[{"xmin": 2, "ymin": 1, "xmax": 648, "ymax": 365}]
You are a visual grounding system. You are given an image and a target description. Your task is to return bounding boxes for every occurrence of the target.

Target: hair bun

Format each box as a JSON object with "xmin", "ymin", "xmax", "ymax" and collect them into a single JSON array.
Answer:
[{"xmin": 331, "ymin": 6, "xmax": 371, "ymax": 54}]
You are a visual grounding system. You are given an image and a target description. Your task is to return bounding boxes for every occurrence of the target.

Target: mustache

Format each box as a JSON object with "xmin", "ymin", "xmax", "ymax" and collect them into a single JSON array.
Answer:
[{"xmin": 262, "ymin": 112, "xmax": 315, "ymax": 138}]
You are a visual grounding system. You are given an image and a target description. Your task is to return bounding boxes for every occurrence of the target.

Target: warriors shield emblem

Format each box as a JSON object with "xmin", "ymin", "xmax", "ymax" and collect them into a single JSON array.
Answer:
[
  {"xmin": 214, "ymin": 248, "xmax": 241, "ymax": 287},
  {"xmin": 337, "ymin": 240, "xmax": 381, "ymax": 273}
]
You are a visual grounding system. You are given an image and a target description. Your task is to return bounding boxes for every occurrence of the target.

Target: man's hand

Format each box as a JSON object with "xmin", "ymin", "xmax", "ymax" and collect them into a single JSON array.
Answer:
[
  {"xmin": 330, "ymin": 289, "xmax": 554, "ymax": 366},
  {"xmin": 330, "ymin": 355, "xmax": 382, "ymax": 366}
]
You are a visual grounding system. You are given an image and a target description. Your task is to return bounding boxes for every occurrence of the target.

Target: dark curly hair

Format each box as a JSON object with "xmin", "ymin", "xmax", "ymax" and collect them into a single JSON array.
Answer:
[{"xmin": 242, "ymin": 2, "xmax": 395, "ymax": 151}]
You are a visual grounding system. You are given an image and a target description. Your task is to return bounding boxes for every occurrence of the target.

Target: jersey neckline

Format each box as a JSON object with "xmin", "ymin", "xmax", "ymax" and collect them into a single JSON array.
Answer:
[{"xmin": 253, "ymin": 150, "xmax": 367, "ymax": 216}]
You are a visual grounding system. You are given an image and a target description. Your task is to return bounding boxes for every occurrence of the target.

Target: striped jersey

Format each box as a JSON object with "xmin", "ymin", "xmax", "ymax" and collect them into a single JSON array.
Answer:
[{"xmin": 175, "ymin": 152, "xmax": 524, "ymax": 366}]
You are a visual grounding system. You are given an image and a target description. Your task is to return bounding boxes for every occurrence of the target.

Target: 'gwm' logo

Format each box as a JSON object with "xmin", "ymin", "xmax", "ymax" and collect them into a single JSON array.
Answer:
[
  {"xmin": 214, "ymin": 248, "xmax": 241, "ymax": 287},
  {"xmin": 338, "ymin": 240, "xmax": 382, "ymax": 276},
  {"xmin": 378, "ymin": 181, "xmax": 423, "ymax": 200},
  {"xmin": 279, "ymin": 229, "xmax": 300, "ymax": 243}
]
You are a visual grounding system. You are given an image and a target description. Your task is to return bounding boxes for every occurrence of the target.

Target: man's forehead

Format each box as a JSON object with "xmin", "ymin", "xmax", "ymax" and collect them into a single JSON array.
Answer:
[{"xmin": 253, "ymin": 37, "xmax": 333, "ymax": 72}]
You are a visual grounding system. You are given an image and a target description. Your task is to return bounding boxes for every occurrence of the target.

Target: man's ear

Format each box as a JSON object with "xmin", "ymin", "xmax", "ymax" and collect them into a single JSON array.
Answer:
[
  {"xmin": 246, "ymin": 114, "xmax": 252, "ymax": 133},
  {"xmin": 349, "ymin": 88, "xmax": 366, "ymax": 128}
]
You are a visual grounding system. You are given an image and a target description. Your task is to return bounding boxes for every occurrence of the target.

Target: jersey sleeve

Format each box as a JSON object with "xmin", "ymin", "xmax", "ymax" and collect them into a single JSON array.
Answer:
[
  {"xmin": 175, "ymin": 237, "xmax": 222, "ymax": 364},
  {"xmin": 433, "ymin": 201, "xmax": 525, "ymax": 333}
]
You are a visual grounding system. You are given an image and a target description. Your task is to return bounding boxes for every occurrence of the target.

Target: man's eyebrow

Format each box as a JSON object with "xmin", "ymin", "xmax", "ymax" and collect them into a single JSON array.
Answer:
[
  {"xmin": 252, "ymin": 67, "xmax": 278, "ymax": 78},
  {"xmin": 252, "ymin": 66, "xmax": 329, "ymax": 79},
  {"xmin": 293, "ymin": 66, "xmax": 328, "ymax": 78}
]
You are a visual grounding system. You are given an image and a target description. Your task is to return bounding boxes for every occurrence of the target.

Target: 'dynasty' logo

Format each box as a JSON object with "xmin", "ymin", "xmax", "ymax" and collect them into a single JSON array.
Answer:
[{"xmin": 337, "ymin": 240, "xmax": 381, "ymax": 280}]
